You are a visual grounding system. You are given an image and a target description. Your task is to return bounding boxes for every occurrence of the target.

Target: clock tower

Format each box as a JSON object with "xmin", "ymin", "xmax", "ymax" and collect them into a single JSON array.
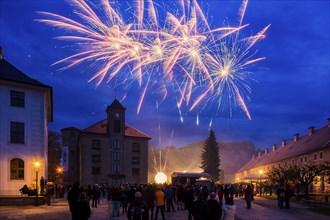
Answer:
[{"xmin": 106, "ymin": 98, "xmax": 126, "ymax": 136}]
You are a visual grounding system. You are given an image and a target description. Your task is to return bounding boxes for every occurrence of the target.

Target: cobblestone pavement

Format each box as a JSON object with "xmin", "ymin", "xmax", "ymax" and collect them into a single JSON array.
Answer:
[{"xmin": 0, "ymin": 196, "xmax": 329, "ymax": 220}]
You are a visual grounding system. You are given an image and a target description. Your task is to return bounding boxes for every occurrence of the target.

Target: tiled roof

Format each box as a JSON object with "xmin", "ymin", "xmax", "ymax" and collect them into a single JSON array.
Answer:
[
  {"xmin": 0, "ymin": 59, "xmax": 50, "ymax": 88},
  {"xmin": 82, "ymin": 118, "xmax": 150, "ymax": 139},
  {"xmin": 237, "ymin": 123, "xmax": 330, "ymax": 173}
]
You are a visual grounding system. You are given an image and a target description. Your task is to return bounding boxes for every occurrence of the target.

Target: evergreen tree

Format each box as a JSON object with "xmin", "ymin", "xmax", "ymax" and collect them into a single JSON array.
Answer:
[{"xmin": 200, "ymin": 129, "xmax": 221, "ymax": 182}]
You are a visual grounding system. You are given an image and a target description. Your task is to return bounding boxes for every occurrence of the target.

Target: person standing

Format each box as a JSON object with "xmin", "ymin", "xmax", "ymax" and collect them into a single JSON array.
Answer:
[
  {"xmin": 207, "ymin": 192, "xmax": 222, "ymax": 220},
  {"xmin": 67, "ymin": 182, "xmax": 80, "ymax": 220},
  {"xmin": 92, "ymin": 184, "xmax": 99, "ymax": 208},
  {"xmin": 217, "ymin": 185, "xmax": 224, "ymax": 206},
  {"xmin": 76, "ymin": 192, "xmax": 91, "ymax": 220},
  {"xmin": 154, "ymin": 187, "xmax": 166, "ymax": 220},
  {"xmin": 243, "ymin": 185, "xmax": 252, "ymax": 209},
  {"xmin": 111, "ymin": 186, "xmax": 121, "ymax": 217},
  {"xmin": 190, "ymin": 193, "xmax": 209, "ymax": 220},
  {"xmin": 145, "ymin": 186, "xmax": 155, "ymax": 220},
  {"xmin": 127, "ymin": 191, "xmax": 148, "ymax": 220},
  {"xmin": 165, "ymin": 186, "xmax": 175, "ymax": 212}
]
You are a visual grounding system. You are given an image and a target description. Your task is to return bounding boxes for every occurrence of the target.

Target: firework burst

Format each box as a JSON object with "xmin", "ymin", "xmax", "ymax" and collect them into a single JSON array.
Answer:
[{"xmin": 36, "ymin": 0, "xmax": 269, "ymax": 120}]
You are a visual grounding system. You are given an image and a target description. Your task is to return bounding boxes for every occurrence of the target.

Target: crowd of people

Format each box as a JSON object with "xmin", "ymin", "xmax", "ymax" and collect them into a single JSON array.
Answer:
[{"xmin": 66, "ymin": 182, "xmax": 293, "ymax": 220}]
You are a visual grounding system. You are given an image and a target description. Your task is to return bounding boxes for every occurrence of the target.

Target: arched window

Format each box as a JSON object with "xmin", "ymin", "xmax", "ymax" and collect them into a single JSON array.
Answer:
[{"xmin": 10, "ymin": 158, "xmax": 24, "ymax": 180}]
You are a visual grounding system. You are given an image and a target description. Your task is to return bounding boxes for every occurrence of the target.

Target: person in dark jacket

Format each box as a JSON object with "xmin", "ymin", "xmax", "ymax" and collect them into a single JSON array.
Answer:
[
  {"xmin": 190, "ymin": 193, "xmax": 209, "ymax": 220},
  {"xmin": 207, "ymin": 192, "xmax": 222, "ymax": 220},
  {"xmin": 67, "ymin": 182, "xmax": 80, "ymax": 220},
  {"xmin": 76, "ymin": 192, "xmax": 91, "ymax": 220},
  {"xmin": 127, "ymin": 191, "xmax": 148, "ymax": 220}
]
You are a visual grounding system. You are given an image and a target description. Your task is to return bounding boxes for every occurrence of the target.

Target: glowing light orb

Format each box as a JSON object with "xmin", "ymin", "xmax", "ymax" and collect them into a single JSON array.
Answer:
[{"xmin": 155, "ymin": 172, "xmax": 167, "ymax": 184}]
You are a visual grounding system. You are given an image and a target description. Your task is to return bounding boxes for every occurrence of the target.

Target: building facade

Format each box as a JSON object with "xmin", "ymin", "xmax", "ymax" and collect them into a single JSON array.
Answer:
[
  {"xmin": 61, "ymin": 99, "xmax": 150, "ymax": 186},
  {"xmin": 0, "ymin": 58, "xmax": 53, "ymax": 195},
  {"xmin": 235, "ymin": 118, "xmax": 330, "ymax": 192}
]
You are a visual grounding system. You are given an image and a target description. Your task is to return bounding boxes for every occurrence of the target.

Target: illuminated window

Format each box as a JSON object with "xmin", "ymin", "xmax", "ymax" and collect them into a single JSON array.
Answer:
[
  {"xmin": 10, "ymin": 91, "xmax": 25, "ymax": 107},
  {"xmin": 10, "ymin": 158, "xmax": 24, "ymax": 180},
  {"xmin": 10, "ymin": 122, "xmax": 24, "ymax": 144}
]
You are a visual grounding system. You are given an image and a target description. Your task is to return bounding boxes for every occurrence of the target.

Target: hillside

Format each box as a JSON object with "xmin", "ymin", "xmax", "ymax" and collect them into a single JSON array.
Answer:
[{"xmin": 148, "ymin": 141, "xmax": 256, "ymax": 183}]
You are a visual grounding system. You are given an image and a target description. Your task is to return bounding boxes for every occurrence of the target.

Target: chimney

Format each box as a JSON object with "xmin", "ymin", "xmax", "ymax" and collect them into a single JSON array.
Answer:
[
  {"xmin": 308, "ymin": 126, "xmax": 315, "ymax": 136},
  {"xmin": 294, "ymin": 133, "xmax": 299, "ymax": 142},
  {"xmin": 264, "ymin": 149, "xmax": 268, "ymax": 154},
  {"xmin": 258, "ymin": 151, "xmax": 261, "ymax": 158},
  {"xmin": 328, "ymin": 118, "xmax": 330, "ymax": 127},
  {"xmin": 282, "ymin": 139, "xmax": 286, "ymax": 147},
  {"xmin": 272, "ymin": 144, "xmax": 277, "ymax": 152}
]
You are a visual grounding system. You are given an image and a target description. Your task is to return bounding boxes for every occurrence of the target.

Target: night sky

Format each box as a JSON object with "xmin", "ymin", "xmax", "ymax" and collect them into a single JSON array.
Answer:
[{"xmin": 1, "ymin": 0, "xmax": 329, "ymax": 150}]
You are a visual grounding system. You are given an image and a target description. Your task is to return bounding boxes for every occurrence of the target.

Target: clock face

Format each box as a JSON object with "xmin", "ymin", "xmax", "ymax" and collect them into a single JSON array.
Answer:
[{"xmin": 115, "ymin": 113, "xmax": 120, "ymax": 118}]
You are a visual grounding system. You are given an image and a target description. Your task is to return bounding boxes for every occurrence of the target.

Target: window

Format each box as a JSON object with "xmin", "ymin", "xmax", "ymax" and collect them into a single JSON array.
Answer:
[
  {"xmin": 113, "ymin": 140, "xmax": 120, "ymax": 149},
  {"xmin": 320, "ymin": 152, "xmax": 323, "ymax": 160},
  {"xmin": 113, "ymin": 151, "xmax": 120, "ymax": 161},
  {"xmin": 292, "ymin": 159, "xmax": 295, "ymax": 165},
  {"xmin": 114, "ymin": 119, "xmax": 121, "ymax": 133},
  {"xmin": 10, "ymin": 158, "xmax": 24, "ymax": 180},
  {"xmin": 132, "ymin": 143, "xmax": 141, "ymax": 153},
  {"xmin": 92, "ymin": 140, "xmax": 101, "ymax": 150},
  {"xmin": 132, "ymin": 157, "xmax": 140, "ymax": 165},
  {"xmin": 10, "ymin": 122, "xmax": 24, "ymax": 144},
  {"xmin": 300, "ymin": 157, "xmax": 303, "ymax": 164},
  {"xmin": 112, "ymin": 164, "xmax": 120, "ymax": 174},
  {"xmin": 92, "ymin": 154, "xmax": 101, "ymax": 163},
  {"xmin": 304, "ymin": 156, "xmax": 308, "ymax": 163},
  {"xmin": 132, "ymin": 168, "xmax": 140, "ymax": 176},
  {"xmin": 92, "ymin": 167, "xmax": 100, "ymax": 175},
  {"xmin": 314, "ymin": 153, "xmax": 317, "ymax": 160},
  {"xmin": 10, "ymin": 91, "xmax": 25, "ymax": 107}
]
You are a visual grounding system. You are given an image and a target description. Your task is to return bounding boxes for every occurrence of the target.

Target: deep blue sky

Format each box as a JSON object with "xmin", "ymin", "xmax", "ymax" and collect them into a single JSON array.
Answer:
[{"xmin": 1, "ymin": 0, "xmax": 329, "ymax": 150}]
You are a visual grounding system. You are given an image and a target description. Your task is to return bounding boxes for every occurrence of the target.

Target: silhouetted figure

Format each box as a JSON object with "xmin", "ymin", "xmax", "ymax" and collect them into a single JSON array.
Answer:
[{"xmin": 67, "ymin": 182, "xmax": 80, "ymax": 220}]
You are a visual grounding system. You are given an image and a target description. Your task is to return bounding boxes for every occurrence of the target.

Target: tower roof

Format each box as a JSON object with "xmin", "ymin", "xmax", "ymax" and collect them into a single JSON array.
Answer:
[{"xmin": 109, "ymin": 98, "xmax": 126, "ymax": 110}]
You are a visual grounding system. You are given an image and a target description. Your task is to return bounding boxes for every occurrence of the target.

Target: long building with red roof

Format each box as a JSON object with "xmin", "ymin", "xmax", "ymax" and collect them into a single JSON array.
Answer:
[
  {"xmin": 61, "ymin": 99, "xmax": 151, "ymax": 185},
  {"xmin": 235, "ymin": 118, "xmax": 330, "ymax": 193}
]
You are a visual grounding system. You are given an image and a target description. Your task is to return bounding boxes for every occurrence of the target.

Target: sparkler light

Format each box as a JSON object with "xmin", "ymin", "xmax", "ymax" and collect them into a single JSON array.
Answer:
[{"xmin": 37, "ymin": 0, "xmax": 269, "ymax": 120}]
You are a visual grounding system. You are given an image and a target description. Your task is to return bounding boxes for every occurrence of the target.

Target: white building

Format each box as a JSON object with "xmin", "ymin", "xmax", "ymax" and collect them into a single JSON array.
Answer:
[{"xmin": 0, "ymin": 58, "xmax": 53, "ymax": 195}]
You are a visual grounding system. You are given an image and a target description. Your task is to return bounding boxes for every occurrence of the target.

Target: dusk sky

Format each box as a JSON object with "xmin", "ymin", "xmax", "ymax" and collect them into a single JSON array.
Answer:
[{"xmin": 1, "ymin": 0, "xmax": 329, "ymax": 150}]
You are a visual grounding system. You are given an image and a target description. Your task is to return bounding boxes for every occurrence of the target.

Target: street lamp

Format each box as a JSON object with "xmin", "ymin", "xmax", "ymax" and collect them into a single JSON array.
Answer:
[
  {"xmin": 57, "ymin": 167, "xmax": 63, "ymax": 184},
  {"xmin": 259, "ymin": 170, "xmax": 263, "ymax": 196},
  {"xmin": 34, "ymin": 161, "xmax": 40, "ymax": 206}
]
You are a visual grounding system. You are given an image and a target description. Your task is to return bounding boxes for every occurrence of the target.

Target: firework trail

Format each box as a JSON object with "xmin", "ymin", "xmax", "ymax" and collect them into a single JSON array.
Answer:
[{"xmin": 36, "ymin": 0, "xmax": 269, "ymax": 120}]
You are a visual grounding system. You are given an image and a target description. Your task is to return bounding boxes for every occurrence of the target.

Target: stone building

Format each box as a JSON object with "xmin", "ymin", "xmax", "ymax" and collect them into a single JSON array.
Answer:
[
  {"xmin": 235, "ymin": 118, "xmax": 330, "ymax": 192},
  {"xmin": 61, "ymin": 99, "xmax": 150, "ymax": 186},
  {"xmin": 0, "ymin": 58, "xmax": 53, "ymax": 195}
]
